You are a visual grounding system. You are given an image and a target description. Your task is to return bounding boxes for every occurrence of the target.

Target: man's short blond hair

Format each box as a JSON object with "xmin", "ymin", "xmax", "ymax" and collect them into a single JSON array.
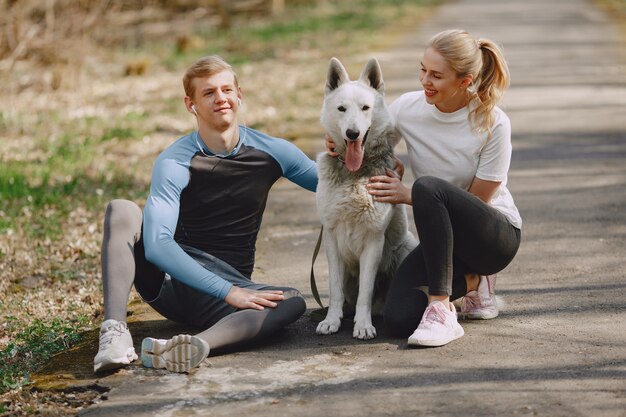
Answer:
[{"xmin": 183, "ymin": 55, "xmax": 239, "ymax": 98}]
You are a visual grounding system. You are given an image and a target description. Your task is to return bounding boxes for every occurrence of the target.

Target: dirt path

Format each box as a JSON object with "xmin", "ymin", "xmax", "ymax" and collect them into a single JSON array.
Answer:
[{"xmin": 33, "ymin": 0, "xmax": 626, "ymax": 415}]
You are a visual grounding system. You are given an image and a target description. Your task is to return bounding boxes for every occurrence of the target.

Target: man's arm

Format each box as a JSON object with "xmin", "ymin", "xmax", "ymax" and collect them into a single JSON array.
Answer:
[
  {"xmin": 142, "ymin": 156, "xmax": 234, "ymax": 299},
  {"xmin": 142, "ymin": 156, "xmax": 286, "ymax": 309},
  {"xmin": 273, "ymin": 138, "xmax": 318, "ymax": 191}
]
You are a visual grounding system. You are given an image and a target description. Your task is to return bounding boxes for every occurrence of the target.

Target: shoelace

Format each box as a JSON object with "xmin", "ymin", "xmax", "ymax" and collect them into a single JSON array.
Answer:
[
  {"xmin": 99, "ymin": 322, "xmax": 126, "ymax": 348},
  {"xmin": 461, "ymin": 292, "xmax": 481, "ymax": 311},
  {"xmin": 420, "ymin": 303, "xmax": 448, "ymax": 326}
]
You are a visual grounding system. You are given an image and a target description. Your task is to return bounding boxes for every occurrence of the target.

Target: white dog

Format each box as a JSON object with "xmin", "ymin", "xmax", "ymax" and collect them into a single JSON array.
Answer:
[{"xmin": 315, "ymin": 57, "xmax": 417, "ymax": 340}]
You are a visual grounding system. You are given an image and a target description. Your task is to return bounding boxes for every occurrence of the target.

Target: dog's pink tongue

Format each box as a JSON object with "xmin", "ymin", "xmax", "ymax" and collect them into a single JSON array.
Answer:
[{"xmin": 345, "ymin": 140, "xmax": 364, "ymax": 172}]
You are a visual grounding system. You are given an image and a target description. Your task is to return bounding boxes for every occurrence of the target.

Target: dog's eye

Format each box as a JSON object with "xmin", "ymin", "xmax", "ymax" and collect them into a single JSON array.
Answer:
[
  {"xmin": 337, "ymin": 106, "xmax": 346, "ymax": 112},
  {"xmin": 362, "ymin": 105, "xmax": 370, "ymax": 111}
]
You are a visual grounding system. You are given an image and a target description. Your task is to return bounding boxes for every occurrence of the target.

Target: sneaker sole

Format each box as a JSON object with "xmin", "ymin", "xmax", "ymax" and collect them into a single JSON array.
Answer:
[
  {"xmin": 407, "ymin": 326, "xmax": 465, "ymax": 347},
  {"xmin": 462, "ymin": 309, "xmax": 499, "ymax": 320},
  {"xmin": 94, "ymin": 348, "xmax": 139, "ymax": 373},
  {"xmin": 141, "ymin": 335, "xmax": 209, "ymax": 373}
]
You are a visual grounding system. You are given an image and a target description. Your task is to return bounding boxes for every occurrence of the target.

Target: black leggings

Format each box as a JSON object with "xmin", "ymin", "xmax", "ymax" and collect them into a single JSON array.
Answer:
[{"xmin": 384, "ymin": 176, "xmax": 521, "ymax": 337}]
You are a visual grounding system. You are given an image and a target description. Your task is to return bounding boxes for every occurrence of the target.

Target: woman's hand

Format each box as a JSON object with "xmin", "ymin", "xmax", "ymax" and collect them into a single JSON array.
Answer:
[
  {"xmin": 224, "ymin": 286, "xmax": 285, "ymax": 310},
  {"xmin": 368, "ymin": 169, "xmax": 412, "ymax": 205},
  {"xmin": 325, "ymin": 134, "xmax": 340, "ymax": 157}
]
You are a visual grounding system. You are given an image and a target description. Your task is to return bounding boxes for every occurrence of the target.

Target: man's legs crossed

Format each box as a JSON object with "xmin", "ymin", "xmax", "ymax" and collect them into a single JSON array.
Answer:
[
  {"xmin": 95, "ymin": 211, "xmax": 306, "ymax": 373},
  {"xmin": 141, "ymin": 285, "xmax": 305, "ymax": 372},
  {"xmin": 140, "ymin": 246, "xmax": 306, "ymax": 372},
  {"xmin": 94, "ymin": 199, "xmax": 143, "ymax": 372},
  {"xmin": 195, "ymin": 287, "xmax": 306, "ymax": 352}
]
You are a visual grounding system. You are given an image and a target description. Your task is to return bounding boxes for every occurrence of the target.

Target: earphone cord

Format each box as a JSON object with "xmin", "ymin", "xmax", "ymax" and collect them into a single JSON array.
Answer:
[{"xmin": 195, "ymin": 122, "xmax": 248, "ymax": 158}]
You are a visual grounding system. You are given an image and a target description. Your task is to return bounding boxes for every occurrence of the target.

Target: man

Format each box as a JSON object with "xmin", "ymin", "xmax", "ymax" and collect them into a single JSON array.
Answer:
[{"xmin": 94, "ymin": 55, "xmax": 317, "ymax": 373}]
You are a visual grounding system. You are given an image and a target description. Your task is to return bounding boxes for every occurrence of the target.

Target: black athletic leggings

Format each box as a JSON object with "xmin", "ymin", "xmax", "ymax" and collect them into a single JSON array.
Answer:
[{"xmin": 384, "ymin": 176, "xmax": 521, "ymax": 337}]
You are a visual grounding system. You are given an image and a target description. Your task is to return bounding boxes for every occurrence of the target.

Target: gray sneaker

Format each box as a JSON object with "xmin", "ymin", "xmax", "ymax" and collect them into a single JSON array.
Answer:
[
  {"xmin": 94, "ymin": 319, "xmax": 138, "ymax": 373},
  {"xmin": 141, "ymin": 334, "xmax": 210, "ymax": 373}
]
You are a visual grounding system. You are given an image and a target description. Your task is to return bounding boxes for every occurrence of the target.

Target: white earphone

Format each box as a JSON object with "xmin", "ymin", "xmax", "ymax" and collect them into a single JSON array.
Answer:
[{"xmin": 191, "ymin": 99, "xmax": 240, "ymax": 115}]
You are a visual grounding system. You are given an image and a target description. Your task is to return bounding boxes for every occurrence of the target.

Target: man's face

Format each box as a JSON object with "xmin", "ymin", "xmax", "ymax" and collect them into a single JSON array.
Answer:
[{"xmin": 190, "ymin": 70, "xmax": 242, "ymax": 132}]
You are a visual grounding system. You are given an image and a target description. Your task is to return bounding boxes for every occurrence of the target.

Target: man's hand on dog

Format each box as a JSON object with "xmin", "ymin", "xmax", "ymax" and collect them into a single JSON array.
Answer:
[
  {"xmin": 225, "ymin": 286, "xmax": 284, "ymax": 310},
  {"xmin": 325, "ymin": 134, "xmax": 340, "ymax": 157}
]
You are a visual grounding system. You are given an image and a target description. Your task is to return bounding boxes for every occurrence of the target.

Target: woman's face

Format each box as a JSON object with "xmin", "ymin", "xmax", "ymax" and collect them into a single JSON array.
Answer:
[{"xmin": 418, "ymin": 47, "xmax": 471, "ymax": 113}]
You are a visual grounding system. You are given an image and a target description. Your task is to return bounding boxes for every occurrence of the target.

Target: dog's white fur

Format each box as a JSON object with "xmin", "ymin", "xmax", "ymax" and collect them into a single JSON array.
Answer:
[{"xmin": 316, "ymin": 57, "xmax": 417, "ymax": 340}]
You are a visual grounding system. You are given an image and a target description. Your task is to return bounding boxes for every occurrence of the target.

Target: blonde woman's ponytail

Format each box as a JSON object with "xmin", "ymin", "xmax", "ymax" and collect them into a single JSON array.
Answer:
[
  {"xmin": 470, "ymin": 39, "xmax": 510, "ymax": 135},
  {"xmin": 428, "ymin": 30, "xmax": 510, "ymax": 136}
]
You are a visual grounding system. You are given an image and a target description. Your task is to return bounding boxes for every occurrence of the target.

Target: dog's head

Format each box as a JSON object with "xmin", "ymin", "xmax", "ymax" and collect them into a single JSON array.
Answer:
[{"xmin": 321, "ymin": 57, "xmax": 392, "ymax": 172}]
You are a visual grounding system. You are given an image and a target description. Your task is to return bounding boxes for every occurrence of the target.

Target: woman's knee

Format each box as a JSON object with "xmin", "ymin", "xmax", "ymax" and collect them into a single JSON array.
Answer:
[
  {"xmin": 411, "ymin": 176, "xmax": 444, "ymax": 202},
  {"xmin": 105, "ymin": 199, "xmax": 142, "ymax": 232}
]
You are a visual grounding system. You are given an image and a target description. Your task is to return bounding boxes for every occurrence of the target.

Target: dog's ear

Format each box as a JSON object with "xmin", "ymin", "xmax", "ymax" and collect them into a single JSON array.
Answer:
[
  {"xmin": 326, "ymin": 57, "xmax": 350, "ymax": 93},
  {"xmin": 359, "ymin": 58, "xmax": 384, "ymax": 94}
]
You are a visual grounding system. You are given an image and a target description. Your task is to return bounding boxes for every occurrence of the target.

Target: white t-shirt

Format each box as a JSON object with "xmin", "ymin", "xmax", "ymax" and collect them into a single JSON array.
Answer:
[{"xmin": 389, "ymin": 91, "xmax": 522, "ymax": 229}]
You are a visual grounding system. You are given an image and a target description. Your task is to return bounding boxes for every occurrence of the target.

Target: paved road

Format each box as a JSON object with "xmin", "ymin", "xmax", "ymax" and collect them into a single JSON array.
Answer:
[{"xmin": 36, "ymin": 0, "xmax": 626, "ymax": 415}]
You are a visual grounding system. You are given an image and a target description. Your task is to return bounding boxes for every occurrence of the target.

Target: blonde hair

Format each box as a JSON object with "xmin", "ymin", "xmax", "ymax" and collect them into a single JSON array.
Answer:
[
  {"xmin": 183, "ymin": 55, "xmax": 239, "ymax": 98},
  {"xmin": 428, "ymin": 29, "xmax": 510, "ymax": 135}
]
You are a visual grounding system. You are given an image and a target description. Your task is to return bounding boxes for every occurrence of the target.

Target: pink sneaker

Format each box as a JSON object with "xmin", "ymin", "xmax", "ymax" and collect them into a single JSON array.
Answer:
[
  {"xmin": 461, "ymin": 275, "xmax": 498, "ymax": 320},
  {"xmin": 407, "ymin": 300, "xmax": 464, "ymax": 347}
]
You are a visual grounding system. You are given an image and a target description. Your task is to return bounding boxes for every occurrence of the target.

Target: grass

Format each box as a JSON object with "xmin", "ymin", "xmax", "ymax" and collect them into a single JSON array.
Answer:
[
  {"xmin": 0, "ymin": 316, "xmax": 90, "ymax": 393},
  {"xmin": 162, "ymin": 0, "xmax": 435, "ymax": 68},
  {"xmin": 0, "ymin": 127, "xmax": 146, "ymax": 238},
  {"xmin": 0, "ymin": 0, "xmax": 439, "ymax": 403}
]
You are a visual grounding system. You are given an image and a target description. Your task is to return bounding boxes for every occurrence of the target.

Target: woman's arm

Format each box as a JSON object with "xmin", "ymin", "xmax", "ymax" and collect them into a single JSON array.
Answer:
[
  {"xmin": 468, "ymin": 177, "xmax": 501, "ymax": 203},
  {"xmin": 369, "ymin": 175, "xmax": 501, "ymax": 205}
]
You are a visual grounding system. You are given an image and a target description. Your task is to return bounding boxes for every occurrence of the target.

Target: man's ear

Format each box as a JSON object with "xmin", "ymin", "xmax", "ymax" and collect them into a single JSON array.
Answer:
[{"xmin": 184, "ymin": 95, "xmax": 195, "ymax": 113}]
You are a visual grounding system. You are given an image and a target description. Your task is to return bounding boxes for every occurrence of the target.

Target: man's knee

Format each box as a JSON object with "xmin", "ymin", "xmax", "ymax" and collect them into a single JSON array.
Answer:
[
  {"xmin": 282, "ymin": 288, "xmax": 303, "ymax": 300},
  {"xmin": 280, "ymin": 288, "xmax": 306, "ymax": 318},
  {"xmin": 105, "ymin": 199, "xmax": 143, "ymax": 231}
]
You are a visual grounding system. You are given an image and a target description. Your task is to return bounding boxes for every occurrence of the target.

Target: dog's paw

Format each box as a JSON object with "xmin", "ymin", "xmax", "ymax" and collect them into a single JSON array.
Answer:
[
  {"xmin": 353, "ymin": 324, "xmax": 377, "ymax": 340},
  {"xmin": 316, "ymin": 318, "xmax": 341, "ymax": 335}
]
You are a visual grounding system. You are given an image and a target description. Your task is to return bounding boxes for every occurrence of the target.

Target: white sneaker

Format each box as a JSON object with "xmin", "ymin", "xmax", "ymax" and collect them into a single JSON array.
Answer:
[
  {"xmin": 94, "ymin": 319, "xmax": 138, "ymax": 373},
  {"xmin": 141, "ymin": 334, "xmax": 210, "ymax": 373},
  {"xmin": 461, "ymin": 275, "xmax": 498, "ymax": 320},
  {"xmin": 407, "ymin": 301, "xmax": 464, "ymax": 347}
]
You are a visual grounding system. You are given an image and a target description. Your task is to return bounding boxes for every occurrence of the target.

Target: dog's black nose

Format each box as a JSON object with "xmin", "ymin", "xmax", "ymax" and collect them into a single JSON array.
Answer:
[{"xmin": 346, "ymin": 129, "xmax": 360, "ymax": 140}]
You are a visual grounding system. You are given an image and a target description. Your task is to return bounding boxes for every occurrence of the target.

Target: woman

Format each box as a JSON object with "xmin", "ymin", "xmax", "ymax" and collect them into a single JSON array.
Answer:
[{"xmin": 331, "ymin": 29, "xmax": 522, "ymax": 347}]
